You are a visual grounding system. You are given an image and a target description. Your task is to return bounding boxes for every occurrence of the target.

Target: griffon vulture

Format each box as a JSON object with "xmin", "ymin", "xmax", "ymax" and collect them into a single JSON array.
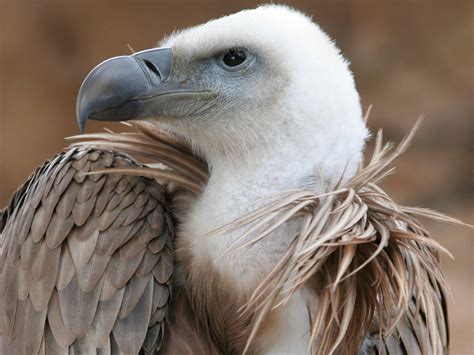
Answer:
[{"xmin": 0, "ymin": 5, "xmax": 462, "ymax": 355}]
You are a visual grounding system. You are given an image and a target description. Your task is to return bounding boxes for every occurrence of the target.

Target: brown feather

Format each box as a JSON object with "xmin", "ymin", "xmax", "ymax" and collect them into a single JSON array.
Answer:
[
  {"xmin": 112, "ymin": 277, "xmax": 154, "ymax": 354},
  {"xmin": 45, "ymin": 212, "xmax": 75, "ymax": 249},
  {"xmin": 47, "ymin": 291, "xmax": 76, "ymax": 348},
  {"xmin": 85, "ymin": 286, "xmax": 125, "ymax": 348},
  {"xmin": 119, "ymin": 275, "xmax": 151, "ymax": 319},
  {"xmin": 68, "ymin": 228, "xmax": 99, "ymax": 269},
  {"xmin": 29, "ymin": 246, "xmax": 60, "ymax": 310},
  {"xmin": 75, "ymin": 252, "xmax": 111, "ymax": 292},
  {"xmin": 55, "ymin": 245, "xmax": 75, "ymax": 291}
]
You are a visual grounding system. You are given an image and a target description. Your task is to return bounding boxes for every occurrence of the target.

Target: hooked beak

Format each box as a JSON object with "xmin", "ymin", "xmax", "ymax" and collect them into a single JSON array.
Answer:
[{"xmin": 76, "ymin": 47, "xmax": 216, "ymax": 132}]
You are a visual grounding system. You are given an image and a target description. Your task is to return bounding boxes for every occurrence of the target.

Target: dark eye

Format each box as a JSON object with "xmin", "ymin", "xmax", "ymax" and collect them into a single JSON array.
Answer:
[{"xmin": 222, "ymin": 49, "xmax": 247, "ymax": 68}]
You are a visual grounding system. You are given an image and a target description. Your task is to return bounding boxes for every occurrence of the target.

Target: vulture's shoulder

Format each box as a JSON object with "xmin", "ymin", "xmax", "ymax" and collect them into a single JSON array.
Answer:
[{"xmin": 0, "ymin": 148, "xmax": 174, "ymax": 354}]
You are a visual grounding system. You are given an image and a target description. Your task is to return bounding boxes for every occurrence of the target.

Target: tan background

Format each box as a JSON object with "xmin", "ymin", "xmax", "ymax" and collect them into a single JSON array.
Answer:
[{"xmin": 0, "ymin": 0, "xmax": 472, "ymax": 353}]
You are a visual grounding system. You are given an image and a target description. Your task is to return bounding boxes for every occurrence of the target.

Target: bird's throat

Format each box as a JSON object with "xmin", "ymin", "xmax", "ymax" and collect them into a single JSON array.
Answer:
[{"xmin": 176, "ymin": 155, "xmax": 318, "ymax": 353}]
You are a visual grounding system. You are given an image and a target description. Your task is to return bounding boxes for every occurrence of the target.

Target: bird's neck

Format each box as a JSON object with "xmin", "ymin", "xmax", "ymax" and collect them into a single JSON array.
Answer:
[
  {"xmin": 177, "ymin": 142, "xmax": 322, "ymax": 353},
  {"xmin": 184, "ymin": 129, "xmax": 364, "ymax": 286}
]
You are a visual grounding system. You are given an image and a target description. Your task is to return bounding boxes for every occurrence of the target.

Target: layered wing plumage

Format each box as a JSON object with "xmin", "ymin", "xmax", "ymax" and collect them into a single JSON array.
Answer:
[{"xmin": 0, "ymin": 148, "xmax": 173, "ymax": 354}]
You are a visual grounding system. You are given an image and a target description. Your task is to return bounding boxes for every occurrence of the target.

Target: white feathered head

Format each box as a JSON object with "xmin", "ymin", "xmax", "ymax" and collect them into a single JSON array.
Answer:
[{"xmin": 77, "ymin": 5, "xmax": 368, "ymax": 180}]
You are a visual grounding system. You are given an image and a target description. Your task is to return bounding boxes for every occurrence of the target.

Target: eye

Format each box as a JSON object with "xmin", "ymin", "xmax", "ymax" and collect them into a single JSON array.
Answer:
[{"xmin": 221, "ymin": 49, "xmax": 247, "ymax": 68}]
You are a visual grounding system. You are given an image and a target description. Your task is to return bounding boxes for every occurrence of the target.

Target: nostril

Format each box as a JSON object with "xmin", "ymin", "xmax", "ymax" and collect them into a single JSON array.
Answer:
[{"xmin": 143, "ymin": 60, "xmax": 161, "ymax": 78}]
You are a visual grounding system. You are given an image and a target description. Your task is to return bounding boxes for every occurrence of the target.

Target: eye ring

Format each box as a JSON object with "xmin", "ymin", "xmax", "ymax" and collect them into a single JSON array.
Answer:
[{"xmin": 221, "ymin": 49, "xmax": 247, "ymax": 69}]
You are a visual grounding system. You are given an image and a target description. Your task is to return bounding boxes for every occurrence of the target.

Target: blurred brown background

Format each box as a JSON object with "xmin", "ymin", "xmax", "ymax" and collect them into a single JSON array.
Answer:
[{"xmin": 0, "ymin": 0, "xmax": 472, "ymax": 353}]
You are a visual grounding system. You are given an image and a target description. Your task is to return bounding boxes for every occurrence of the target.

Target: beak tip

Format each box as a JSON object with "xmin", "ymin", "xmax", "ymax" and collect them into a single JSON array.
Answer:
[{"xmin": 76, "ymin": 110, "xmax": 87, "ymax": 133}]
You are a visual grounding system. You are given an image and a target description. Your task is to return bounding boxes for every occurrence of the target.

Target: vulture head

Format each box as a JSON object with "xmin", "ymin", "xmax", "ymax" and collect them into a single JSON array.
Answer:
[{"xmin": 77, "ymin": 4, "xmax": 368, "ymax": 184}]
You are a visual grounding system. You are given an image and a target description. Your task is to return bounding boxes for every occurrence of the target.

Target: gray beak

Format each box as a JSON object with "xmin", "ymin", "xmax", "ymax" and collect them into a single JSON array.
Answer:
[{"xmin": 76, "ymin": 47, "xmax": 216, "ymax": 131}]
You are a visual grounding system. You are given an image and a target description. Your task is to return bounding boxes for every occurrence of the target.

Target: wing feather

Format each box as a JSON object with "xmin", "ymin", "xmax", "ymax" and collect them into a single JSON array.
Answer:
[
  {"xmin": 55, "ymin": 182, "xmax": 79, "ymax": 219},
  {"xmin": 45, "ymin": 212, "xmax": 75, "ymax": 249},
  {"xmin": 13, "ymin": 299, "xmax": 47, "ymax": 354},
  {"xmin": 142, "ymin": 322, "xmax": 164, "ymax": 353},
  {"xmin": 118, "ymin": 274, "xmax": 150, "ymax": 319},
  {"xmin": 112, "ymin": 277, "xmax": 154, "ymax": 354},
  {"xmin": 85, "ymin": 286, "xmax": 124, "ymax": 348},
  {"xmin": 75, "ymin": 252, "xmax": 111, "ymax": 292},
  {"xmin": 0, "ymin": 148, "xmax": 174, "ymax": 354},
  {"xmin": 67, "ymin": 228, "xmax": 99, "ymax": 269},
  {"xmin": 47, "ymin": 292, "xmax": 76, "ymax": 348},
  {"xmin": 44, "ymin": 325, "xmax": 68, "ymax": 355},
  {"xmin": 29, "ymin": 245, "xmax": 60, "ymax": 310},
  {"xmin": 55, "ymin": 245, "xmax": 76, "ymax": 291}
]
